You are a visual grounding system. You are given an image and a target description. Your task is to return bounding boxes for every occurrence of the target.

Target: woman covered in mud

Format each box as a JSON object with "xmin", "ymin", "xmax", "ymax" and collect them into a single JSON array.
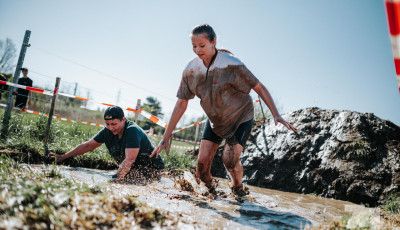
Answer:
[{"xmin": 151, "ymin": 24, "xmax": 297, "ymax": 198}]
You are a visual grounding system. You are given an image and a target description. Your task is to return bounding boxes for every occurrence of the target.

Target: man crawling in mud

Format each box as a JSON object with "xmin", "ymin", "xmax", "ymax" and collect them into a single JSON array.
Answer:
[
  {"xmin": 50, "ymin": 106, "xmax": 164, "ymax": 181},
  {"xmin": 151, "ymin": 24, "xmax": 297, "ymax": 199}
]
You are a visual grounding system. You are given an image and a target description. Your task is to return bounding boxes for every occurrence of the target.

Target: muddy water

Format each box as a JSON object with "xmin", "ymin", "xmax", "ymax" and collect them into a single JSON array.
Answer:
[{"xmin": 29, "ymin": 165, "xmax": 372, "ymax": 229}]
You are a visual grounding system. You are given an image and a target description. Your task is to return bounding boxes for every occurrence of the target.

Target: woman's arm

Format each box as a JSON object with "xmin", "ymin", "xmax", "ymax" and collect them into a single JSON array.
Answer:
[
  {"xmin": 253, "ymin": 82, "xmax": 297, "ymax": 132},
  {"xmin": 151, "ymin": 99, "xmax": 188, "ymax": 157}
]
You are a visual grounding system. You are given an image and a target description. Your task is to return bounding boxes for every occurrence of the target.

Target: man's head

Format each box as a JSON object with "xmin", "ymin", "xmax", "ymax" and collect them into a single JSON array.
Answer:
[
  {"xmin": 104, "ymin": 106, "xmax": 126, "ymax": 136},
  {"xmin": 21, "ymin": 68, "xmax": 28, "ymax": 77}
]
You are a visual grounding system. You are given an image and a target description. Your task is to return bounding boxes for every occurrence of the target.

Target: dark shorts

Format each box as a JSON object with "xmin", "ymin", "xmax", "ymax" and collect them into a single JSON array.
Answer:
[
  {"xmin": 202, "ymin": 118, "xmax": 254, "ymax": 147},
  {"xmin": 15, "ymin": 95, "xmax": 28, "ymax": 109}
]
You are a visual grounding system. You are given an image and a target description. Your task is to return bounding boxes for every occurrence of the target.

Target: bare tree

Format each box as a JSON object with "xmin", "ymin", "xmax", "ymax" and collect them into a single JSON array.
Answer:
[{"xmin": 0, "ymin": 38, "xmax": 17, "ymax": 73}]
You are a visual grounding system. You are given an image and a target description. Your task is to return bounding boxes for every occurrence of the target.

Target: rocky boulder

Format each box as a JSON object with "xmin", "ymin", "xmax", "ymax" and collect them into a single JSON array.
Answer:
[{"xmin": 211, "ymin": 107, "xmax": 400, "ymax": 206}]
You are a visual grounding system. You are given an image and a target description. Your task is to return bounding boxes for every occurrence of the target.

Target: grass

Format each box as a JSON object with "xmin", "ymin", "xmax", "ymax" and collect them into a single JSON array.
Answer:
[
  {"xmin": 0, "ymin": 107, "xmax": 196, "ymax": 170},
  {"xmin": 336, "ymin": 139, "xmax": 373, "ymax": 161},
  {"xmin": 0, "ymin": 154, "xmax": 176, "ymax": 229},
  {"xmin": 345, "ymin": 140, "xmax": 372, "ymax": 160},
  {"xmin": 384, "ymin": 194, "xmax": 400, "ymax": 214}
]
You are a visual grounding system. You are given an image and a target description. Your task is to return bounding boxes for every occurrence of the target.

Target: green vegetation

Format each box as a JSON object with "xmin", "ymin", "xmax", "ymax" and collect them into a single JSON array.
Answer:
[
  {"xmin": 173, "ymin": 115, "xmax": 205, "ymax": 142},
  {"xmin": 384, "ymin": 193, "xmax": 400, "ymax": 214},
  {"xmin": 0, "ymin": 108, "xmax": 116, "ymax": 169},
  {"xmin": 160, "ymin": 151, "xmax": 196, "ymax": 169},
  {"xmin": 0, "ymin": 154, "xmax": 174, "ymax": 229},
  {"xmin": 137, "ymin": 96, "xmax": 165, "ymax": 135},
  {"xmin": 0, "ymin": 107, "xmax": 196, "ymax": 170},
  {"xmin": 345, "ymin": 140, "xmax": 372, "ymax": 160},
  {"xmin": 336, "ymin": 139, "xmax": 373, "ymax": 160}
]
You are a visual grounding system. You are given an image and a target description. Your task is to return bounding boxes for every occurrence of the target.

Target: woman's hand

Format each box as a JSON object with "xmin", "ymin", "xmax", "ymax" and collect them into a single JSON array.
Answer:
[
  {"xmin": 274, "ymin": 116, "xmax": 298, "ymax": 132},
  {"xmin": 49, "ymin": 152, "xmax": 64, "ymax": 163},
  {"xmin": 150, "ymin": 138, "xmax": 170, "ymax": 158}
]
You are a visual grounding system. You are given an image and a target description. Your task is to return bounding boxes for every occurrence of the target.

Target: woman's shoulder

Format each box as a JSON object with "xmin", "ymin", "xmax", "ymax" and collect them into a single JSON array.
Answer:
[
  {"xmin": 214, "ymin": 50, "xmax": 244, "ymax": 69},
  {"xmin": 184, "ymin": 56, "xmax": 202, "ymax": 71},
  {"xmin": 183, "ymin": 56, "xmax": 205, "ymax": 77}
]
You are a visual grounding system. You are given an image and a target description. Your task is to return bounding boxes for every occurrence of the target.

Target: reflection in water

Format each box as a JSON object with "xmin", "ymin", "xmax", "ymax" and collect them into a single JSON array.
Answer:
[
  {"xmin": 51, "ymin": 165, "xmax": 371, "ymax": 229},
  {"xmin": 67, "ymin": 167, "xmax": 113, "ymax": 178},
  {"xmin": 179, "ymin": 194, "xmax": 311, "ymax": 230}
]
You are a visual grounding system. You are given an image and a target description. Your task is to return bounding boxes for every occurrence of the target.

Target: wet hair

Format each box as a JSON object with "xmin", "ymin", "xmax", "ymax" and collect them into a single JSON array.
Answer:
[
  {"xmin": 104, "ymin": 106, "xmax": 125, "ymax": 121},
  {"xmin": 191, "ymin": 24, "xmax": 233, "ymax": 55},
  {"xmin": 191, "ymin": 24, "xmax": 217, "ymax": 43}
]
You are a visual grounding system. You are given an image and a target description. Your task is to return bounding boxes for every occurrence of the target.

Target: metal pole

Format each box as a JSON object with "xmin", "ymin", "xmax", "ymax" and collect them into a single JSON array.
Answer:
[
  {"xmin": 193, "ymin": 123, "xmax": 200, "ymax": 149},
  {"xmin": 258, "ymin": 95, "xmax": 266, "ymax": 121},
  {"xmin": 73, "ymin": 82, "xmax": 78, "ymax": 95},
  {"xmin": 134, "ymin": 99, "xmax": 141, "ymax": 123},
  {"xmin": 170, "ymin": 134, "xmax": 174, "ymax": 148},
  {"xmin": 43, "ymin": 77, "xmax": 61, "ymax": 156},
  {"xmin": 1, "ymin": 30, "xmax": 31, "ymax": 139}
]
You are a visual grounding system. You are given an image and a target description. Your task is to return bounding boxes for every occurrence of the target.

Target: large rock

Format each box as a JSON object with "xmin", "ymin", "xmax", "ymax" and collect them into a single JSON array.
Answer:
[{"xmin": 211, "ymin": 107, "xmax": 400, "ymax": 206}]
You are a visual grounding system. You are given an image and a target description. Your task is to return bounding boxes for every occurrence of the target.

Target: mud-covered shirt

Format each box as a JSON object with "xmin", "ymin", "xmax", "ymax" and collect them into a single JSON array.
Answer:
[
  {"xmin": 177, "ymin": 51, "xmax": 259, "ymax": 139},
  {"xmin": 93, "ymin": 120, "xmax": 164, "ymax": 169}
]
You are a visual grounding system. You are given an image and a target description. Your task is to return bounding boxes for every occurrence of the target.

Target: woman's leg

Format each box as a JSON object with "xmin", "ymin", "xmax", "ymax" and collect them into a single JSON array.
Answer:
[
  {"xmin": 222, "ymin": 143, "xmax": 244, "ymax": 189},
  {"xmin": 196, "ymin": 139, "xmax": 219, "ymax": 186}
]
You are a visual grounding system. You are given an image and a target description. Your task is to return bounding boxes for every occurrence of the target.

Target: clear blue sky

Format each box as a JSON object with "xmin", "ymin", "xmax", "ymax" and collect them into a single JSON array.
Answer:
[{"xmin": 1, "ymin": 0, "xmax": 399, "ymax": 126}]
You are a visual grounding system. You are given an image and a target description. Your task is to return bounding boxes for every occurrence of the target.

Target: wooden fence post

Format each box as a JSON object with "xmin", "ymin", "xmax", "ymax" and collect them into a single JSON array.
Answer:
[
  {"xmin": 43, "ymin": 77, "xmax": 61, "ymax": 156},
  {"xmin": 134, "ymin": 99, "xmax": 141, "ymax": 123},
  {"xmin": 258, "ymin": 95, "xmax": 266, "ymax": 121},
  {"xmin": 193, "ymin": 123, "xmax": 200, "ymax": 150}
]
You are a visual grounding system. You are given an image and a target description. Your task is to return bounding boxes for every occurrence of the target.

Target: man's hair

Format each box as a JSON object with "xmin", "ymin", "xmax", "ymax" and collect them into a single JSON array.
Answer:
[
  {"xmin": 104, "ymin": 106, "xmax": 125, "ymax": 121},
  {"xmin": 21, "ymin": 68, "xmax": 28, "ymax": 72}
]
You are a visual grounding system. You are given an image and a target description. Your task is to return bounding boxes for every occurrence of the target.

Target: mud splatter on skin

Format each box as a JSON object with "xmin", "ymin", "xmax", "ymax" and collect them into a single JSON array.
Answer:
[
  {"xmin": 111, "ymin": 166, "xmax": 164, "ymax": 185},
  {"xmin": 223, "ymin": 144, "xmax": 237, "ymax": 170},
  {"xmin": 173, "ymin": 170, "xmax": 224, "ymax": 199}
]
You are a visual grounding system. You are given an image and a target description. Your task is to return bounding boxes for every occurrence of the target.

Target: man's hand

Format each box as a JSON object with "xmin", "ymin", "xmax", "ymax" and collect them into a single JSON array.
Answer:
[
  {"xmin": 49, "ymin": 152, "xmax": 64, "ymax": 163},
  {"xmin": 110, "ymin": 174, "xmax": 125, "ymax": 183},
  {"xmin": 274, "ymin": 116, "xmax": 298, "ymax": 132},
  {"xmin": 150, "ymin": 138, "xmax": 170, "ymax": 158}
]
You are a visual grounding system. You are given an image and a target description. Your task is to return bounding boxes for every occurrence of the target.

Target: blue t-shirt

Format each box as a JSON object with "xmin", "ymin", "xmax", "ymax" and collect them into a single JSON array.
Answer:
[{"xmin": 93, "ymin": 120, "xmax": 164, "ymax": 169}]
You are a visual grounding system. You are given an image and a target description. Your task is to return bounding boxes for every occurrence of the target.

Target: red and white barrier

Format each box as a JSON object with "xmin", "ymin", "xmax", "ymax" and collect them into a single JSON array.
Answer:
[
  {"xmin": 385, "ymin": 0, "xmax": 400, "ymax": 93},
  {"xmin": 171, "ymin": 145, "xmax": 198, "ymax": 150},
  {"xmin": 1, "ymin": 79, "xmax": 265, "ymax": 133},
  {"xmin": 172, "ymin": 137, "xmax": 200, "ymax": 144},
  {"xmin": 147, "ymin": 132, "xmax": 200, "ymax": 144},
  {"xmin": 57, "ymin": 91, "xmax": 168, "ymax": 128},
  {"xmin": 0, "ymin": 80, "xmax": 168, "ymax": 128},
  {"xmin": 172, "ymin": 120, "xmax": 206, "ymax": 134},
  {"xmin": 0, "ymin": 80, "xmax": 53, "ymax": 96},
  {"xmin": 0, "ymin": 103, "xmax": 105, "ymax": 127}
]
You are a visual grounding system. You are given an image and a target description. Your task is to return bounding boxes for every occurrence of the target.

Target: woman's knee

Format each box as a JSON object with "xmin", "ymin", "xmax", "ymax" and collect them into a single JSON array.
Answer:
[
  {"xmin": 222, "ymin": 144, "xmax": 239, "ymax": 170},
  {"xmin": 197, "ymin": 155, "xmax": 212, "ymax": 172},
  {"xmin": 197, "ymin": 140, "xmax": 219, "ymax": 172}
]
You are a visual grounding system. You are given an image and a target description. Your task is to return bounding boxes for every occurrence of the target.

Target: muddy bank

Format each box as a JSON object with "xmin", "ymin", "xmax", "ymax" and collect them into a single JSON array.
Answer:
[
  {"xmin": 0, "ymin": 147, "xmax": 118, "ymax": 169},
  {"xmin": 209, "ymin": 107, "xmax": 400, "ymax": 206}
]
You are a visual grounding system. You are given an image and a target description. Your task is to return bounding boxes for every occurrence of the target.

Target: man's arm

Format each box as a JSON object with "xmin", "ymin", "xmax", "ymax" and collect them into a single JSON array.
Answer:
[
  {"xmin": 49, "ymin": 139, "xmax": 102, "ymax": 162},
  {"xmin": 115, "ymin": 148, "xmax": 139, "ymax": 179}
]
